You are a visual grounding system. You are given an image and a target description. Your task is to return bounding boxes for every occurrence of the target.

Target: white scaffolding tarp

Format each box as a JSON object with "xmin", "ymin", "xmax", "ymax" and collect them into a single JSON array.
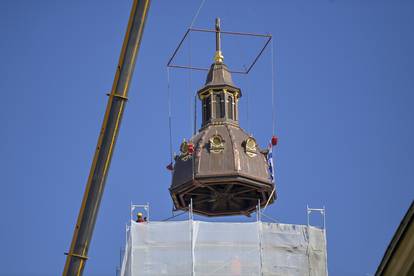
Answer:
[{"xmin": 120, "ymin": 220, "xmax": 327, "ymax": 276}]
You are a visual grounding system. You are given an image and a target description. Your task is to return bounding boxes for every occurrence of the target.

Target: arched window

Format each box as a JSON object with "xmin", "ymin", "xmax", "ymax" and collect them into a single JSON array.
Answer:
[
  {"xmin": 234, "ymin": 97, "xmax": 237, "ymax": 120},
  {"xmin": 203, "ymin": 95, "xmax": 211, "ymax": 123},
  {"xmin": 215, "ymin": 93, "xmax": 225, "ymax": 118},
  {"xmin": 227, "ymin": 94, "xmax": 234, "ymax": 120}
]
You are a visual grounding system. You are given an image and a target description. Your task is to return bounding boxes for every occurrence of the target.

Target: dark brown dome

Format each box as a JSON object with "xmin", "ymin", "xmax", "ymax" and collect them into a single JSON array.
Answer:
[
  {"xmin": 170, "ymin": 123, "xmax": 275, "ymax": 216},
  {"xmin": 169, "ymin": 18, "xmax": 276, "ymax": 217}
]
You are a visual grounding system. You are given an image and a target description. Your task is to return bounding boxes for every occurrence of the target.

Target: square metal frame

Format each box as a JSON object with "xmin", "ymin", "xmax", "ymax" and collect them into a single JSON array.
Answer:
[{"xmin": 167, "ymin": 27, "xmax": 272, "ymax": 74}]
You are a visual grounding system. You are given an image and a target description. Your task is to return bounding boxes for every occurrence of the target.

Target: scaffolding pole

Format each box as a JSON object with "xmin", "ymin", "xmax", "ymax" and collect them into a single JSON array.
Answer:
[
  {"xmin": 190, "ymin": 199, "xmax": 195, "ymax": 276},
  {"xmin": 257, "ymin": 200, "xmax": 264, "ymax": 276}
]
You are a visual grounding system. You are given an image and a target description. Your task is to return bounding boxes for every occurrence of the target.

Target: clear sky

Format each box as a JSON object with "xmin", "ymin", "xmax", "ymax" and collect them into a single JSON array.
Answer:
[{"xmin": 1, "ymin": 0, "xmax": 413, "ymax": 275}]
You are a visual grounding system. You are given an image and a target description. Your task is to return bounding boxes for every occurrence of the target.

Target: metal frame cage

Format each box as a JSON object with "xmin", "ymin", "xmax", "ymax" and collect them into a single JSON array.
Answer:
[{"xmin": 167, "ymin": 27, "xmax": 272, "ymax": 74}]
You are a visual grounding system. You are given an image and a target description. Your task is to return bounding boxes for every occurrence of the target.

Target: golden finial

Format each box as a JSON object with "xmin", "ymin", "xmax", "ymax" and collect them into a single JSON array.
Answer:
[{"xmin": 214, "ymin": 18, "xmax": 224, "ymax": 63}]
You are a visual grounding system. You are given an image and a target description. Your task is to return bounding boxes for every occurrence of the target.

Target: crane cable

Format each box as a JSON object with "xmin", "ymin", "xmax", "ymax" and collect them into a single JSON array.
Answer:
[
  {"xmin": 166, "ymin": 0, "xmax": 206, "ymax": 167},
  {"xmin": 262, "ymin": 38, "xmax": 277, "ymax": 214},
  {"xmin": 189, "ymin": 0, "xmax": 206, "ymax": 28},
  {"xmin": 271, "ymin": 38, "xmax": 276, "ymax": 135},
  {"xmin": 188, "ymin": 0, "xmax": 206, "ymax": 136},
  {"xmin": 167, "ymin": 67, "xmax": 173, "ymax": 165},
  {"xmin": 188, "ymin": 33, "xmax": 193, "ymax": 136},
  {"xmin": 187, "ymin": 0, "xmax": 206, "ymax": 184}
]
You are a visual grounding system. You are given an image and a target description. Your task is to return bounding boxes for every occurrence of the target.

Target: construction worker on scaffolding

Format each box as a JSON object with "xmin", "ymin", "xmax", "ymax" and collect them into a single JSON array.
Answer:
[{"xmin": 136, "ymin": 212, "xmax": 146, "ymax": 223}]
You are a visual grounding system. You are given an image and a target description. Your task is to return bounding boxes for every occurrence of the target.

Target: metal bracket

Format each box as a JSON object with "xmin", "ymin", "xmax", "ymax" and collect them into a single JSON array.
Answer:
[
  {"xmin": 64, "ymin": 252, "xmax": 89, "ymax": 260},
  {"xmin": 106, "ymin": 93, "xmax": 129, "ymax": 101},
  {"xmin": 131, "ymin": 203, "xmax": 150, "ymax": 222},
  {"xmin": 307, "ymin": 205, "xmax": 326, "ymax": 229}
]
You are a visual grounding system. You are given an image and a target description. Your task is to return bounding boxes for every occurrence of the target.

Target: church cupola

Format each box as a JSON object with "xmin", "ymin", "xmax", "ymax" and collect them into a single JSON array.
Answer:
[
  {"xmin": 197, "ymin": 18, "xmax": 241, "ymax": 127},
  {"xmin": 169, "ymin": 18, "xmax": 276, "ymax": 217}
]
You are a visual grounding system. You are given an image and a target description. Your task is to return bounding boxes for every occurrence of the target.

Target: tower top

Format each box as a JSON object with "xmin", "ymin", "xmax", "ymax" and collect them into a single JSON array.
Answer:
[{"xmin": 214, "ymin": 18, "xmax": 224, "ymax": 63}]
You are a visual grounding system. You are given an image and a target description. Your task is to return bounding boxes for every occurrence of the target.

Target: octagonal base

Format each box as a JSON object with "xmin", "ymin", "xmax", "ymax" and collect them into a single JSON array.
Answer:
[{"xmin": 170, "ymin": 174, "xmax": 275, "ymax": 217}]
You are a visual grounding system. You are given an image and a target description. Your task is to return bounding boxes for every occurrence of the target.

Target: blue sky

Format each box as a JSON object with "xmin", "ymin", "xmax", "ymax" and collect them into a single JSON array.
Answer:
[{"xmin": 1, "ymin": 0, "xmax": 413, "ymax": 275}]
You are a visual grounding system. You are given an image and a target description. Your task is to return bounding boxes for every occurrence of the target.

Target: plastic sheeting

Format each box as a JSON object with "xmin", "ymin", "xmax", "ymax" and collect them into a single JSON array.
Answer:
[{"xmin": 120, "ymin": 220, "xmax": 327, "ymax": 276}]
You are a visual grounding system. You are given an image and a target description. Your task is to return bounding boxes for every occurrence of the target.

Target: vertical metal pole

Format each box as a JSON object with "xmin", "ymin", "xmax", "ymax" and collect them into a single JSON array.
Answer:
[
  {"xmin": 119, "ymin": 247, "xmax": 122, "ymax": 271},
  {"xmin": 63, "ymin": 1, "xmax": 151, "ymax": 275},
  {"xmin": 215, "ymin": 18, "xmax": 221, "ymax": 52},
  {"xmin": 257, "ymin": 199, "xmax": 261, "ymax": 222},
  {"xmin": 257, "ymin": 199, "xmax": 263, "ymax": 276},
  {"xmin": 214, "ymin": 18, "xmax": 223, "ymax": 63},
  {"xmin": 130, "ymin": 223, "xmax": 133, "ymax": 276},
  {"xmin": 130, "ymin": 202, "xmax": 133, "ymax": 223},
  {"xmin": 125, "ymin": 224, "xmax": 129, "ymax": 250},
  {"xmin": 323, "ymin": 206, "xmax": 326, "ymax": 230},
  {"xmin": 190, "ymin": 199, "xmax": 195, "ymax": 276},
  {"xmin": 323, "ymin": 206, "xmax": 328, "ymax": 276},
  {"xmin": 259, "ymin": 200, "xmax": 261, "ymax": 221}
]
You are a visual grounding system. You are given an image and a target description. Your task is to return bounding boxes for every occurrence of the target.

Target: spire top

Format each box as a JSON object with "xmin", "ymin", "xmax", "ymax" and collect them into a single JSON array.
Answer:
[{"xmin": 214, "ymin": 18, "xmax": 224, "ymax": 63}]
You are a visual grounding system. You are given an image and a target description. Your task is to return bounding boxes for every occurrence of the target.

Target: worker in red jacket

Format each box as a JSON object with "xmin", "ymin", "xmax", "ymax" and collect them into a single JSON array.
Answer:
[{"xmin": 136, "ymin": 212, "xmax": 145, "ymax": 223}]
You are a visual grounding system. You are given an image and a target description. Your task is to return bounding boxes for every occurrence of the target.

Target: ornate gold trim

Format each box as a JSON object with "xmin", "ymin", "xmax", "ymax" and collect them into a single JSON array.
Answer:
[
  {"xmin": 244, "ymin": 137, "xmax": 257, "ymax": 157},
  {"xmin": 180, "ymin": 140, "xmax": 191, "ymax": 161},
  {"xmin": 209, "ymin": 134, "xmax": 224, "ymax": 153}
]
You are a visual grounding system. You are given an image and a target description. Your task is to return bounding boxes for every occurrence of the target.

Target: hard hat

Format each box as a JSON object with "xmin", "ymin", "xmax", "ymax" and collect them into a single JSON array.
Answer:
[{"xmin": 137, "ymin": 212, "xmax": 143, "ymax": 217}]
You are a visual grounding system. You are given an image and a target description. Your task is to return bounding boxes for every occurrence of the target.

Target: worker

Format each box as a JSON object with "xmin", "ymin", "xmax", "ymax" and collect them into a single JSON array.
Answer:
[
  {"xmin": 230, "ymin": 255, "xmax": 241, "ymax": 275},
  {"xmin": 136, "ymin": 212, "xmax": 145, "ymax": 223}
]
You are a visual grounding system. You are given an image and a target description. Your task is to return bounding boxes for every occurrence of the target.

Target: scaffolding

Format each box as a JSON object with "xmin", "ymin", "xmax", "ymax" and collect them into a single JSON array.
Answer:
[{"xmin": 119, "ymin": 203, "xmax": 328, "ymax": 276}]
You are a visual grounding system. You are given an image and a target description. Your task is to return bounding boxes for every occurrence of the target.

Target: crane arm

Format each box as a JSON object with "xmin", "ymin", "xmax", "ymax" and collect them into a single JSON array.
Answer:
[{"xmin": 63, "ymin": 1, "xmax": 151, "ymax": 275}]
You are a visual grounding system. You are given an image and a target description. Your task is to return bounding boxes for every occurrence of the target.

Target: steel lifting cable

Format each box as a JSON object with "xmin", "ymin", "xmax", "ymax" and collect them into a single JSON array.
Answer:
[
  {"xmin": 167, "ymin": 67, "xmax": 173, "ymax": 165},
  {"xmin": 166, "ymin": 0, "xmax": 206, "ymax": 166},
  {"xmin": 262, "ymin": 188, "xmax": 276, "ymax": 212},
  {"xmin": 187, "ymin": 0, "xmax": 206, "ymax": 183},
  {"xmin": 189, "ymin": 0, "xmax": 206, "ymax": 28},
  {"xmin": 162, "ymin": 210, "xmax": 188, "ymax": 221},
  {"xmin": 271, "ymin": 38, "xmax": 276, "ymax": 135},
  {"xmin": 188, "ymin": 37, "xmax": 194, "ymax": 136},
  {"xmin": 262, "ymin": 37, "xmax": 277, "ymax": 214},
  {"xmin": 246, "ymin": 84, "xmax": 250, "ymax": 132},
  {"xmin": 188, "ymin": 33, "xmax": 196, "ymax": 183},
  {"xmin": 188, "ymin": 0, "xmax": 206, "ymax": 135},
  {"xmin": 188, "ymin": 26, "xmax": 193, "ymax": 136}
]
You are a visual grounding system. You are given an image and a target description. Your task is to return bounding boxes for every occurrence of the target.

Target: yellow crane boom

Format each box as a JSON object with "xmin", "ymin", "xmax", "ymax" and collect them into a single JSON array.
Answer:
[{"xmin": 63, "ymin": 1, "xmax": 151, "ymax": 275}]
